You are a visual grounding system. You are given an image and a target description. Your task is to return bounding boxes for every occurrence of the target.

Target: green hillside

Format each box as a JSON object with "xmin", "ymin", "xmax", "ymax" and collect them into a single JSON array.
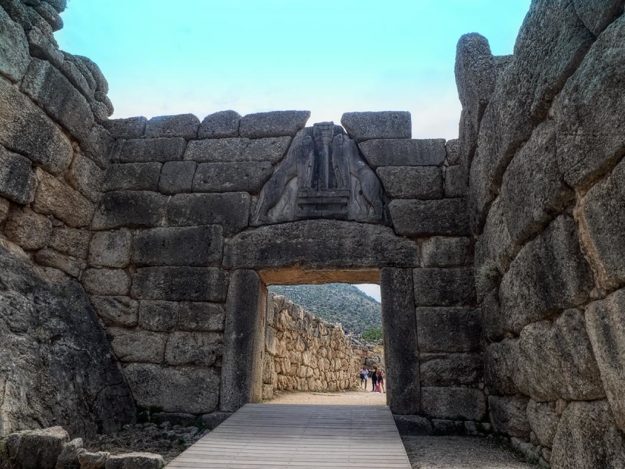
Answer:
[{"xmin": 268, "ymin": 283, "xmax": 382, "ymax": 337}]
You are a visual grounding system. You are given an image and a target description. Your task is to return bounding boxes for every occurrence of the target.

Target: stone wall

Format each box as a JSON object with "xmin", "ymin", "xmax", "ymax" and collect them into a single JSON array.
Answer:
[
  {"xmin": 262, "ymin": 294, "xmax": 364, "ymax": 400},
  {"xmin": 457, "ymin": 1, "xmax": 625, "ymax": 466}
]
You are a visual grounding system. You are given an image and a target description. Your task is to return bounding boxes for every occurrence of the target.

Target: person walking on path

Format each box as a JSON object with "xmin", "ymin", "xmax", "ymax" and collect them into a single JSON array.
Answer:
[
  {"xmin": 359, "ymin": 367, "xmax": 368, "ymax": 390},
  {"xmin": 370, "ymin": 367, "xmax": 378, "ymax": 392},
  {"xmin": 375, "ymin": 369, "xmax": 385, "ymax": 393}
]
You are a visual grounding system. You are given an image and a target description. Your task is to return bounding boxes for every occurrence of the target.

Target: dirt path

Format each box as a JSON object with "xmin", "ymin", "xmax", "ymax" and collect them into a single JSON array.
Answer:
[{"xmin": 266, "ymin": 388, "xmax": 387, "ymax": 405}]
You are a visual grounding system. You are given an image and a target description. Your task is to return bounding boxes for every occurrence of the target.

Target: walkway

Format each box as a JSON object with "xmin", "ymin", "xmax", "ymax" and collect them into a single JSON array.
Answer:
[{"xmin": 166, "ymin": 403, "xmax": 411, "ymax": 468}]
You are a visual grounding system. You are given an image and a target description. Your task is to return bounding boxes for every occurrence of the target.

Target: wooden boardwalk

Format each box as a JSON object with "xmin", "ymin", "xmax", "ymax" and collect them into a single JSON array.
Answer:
[{"xmin": 167, "ymin": 403, "xmax": 412, "ymax": 468}]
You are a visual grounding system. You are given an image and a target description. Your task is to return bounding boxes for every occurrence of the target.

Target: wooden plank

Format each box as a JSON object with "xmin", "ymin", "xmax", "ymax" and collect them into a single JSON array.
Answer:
[{"xmin": 167, "ymin": 403, "xmax": 411, "ymax": 468}]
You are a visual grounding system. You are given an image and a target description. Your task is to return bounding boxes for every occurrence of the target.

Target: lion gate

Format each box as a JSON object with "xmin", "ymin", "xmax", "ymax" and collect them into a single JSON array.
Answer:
[{"xmin": 87, "ymin": 110, "xmax": 482, "ymax": 426}]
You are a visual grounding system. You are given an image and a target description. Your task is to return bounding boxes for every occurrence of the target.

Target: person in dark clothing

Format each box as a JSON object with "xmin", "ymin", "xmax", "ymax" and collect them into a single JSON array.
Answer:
[{"xmin": 370, "ymin": 367, "xmax": 378, "ymax": 392}]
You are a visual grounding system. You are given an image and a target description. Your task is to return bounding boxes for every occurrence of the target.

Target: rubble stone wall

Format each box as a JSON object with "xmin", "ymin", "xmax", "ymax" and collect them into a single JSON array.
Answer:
[{"xmin": 456, "ymin": 0, "xmax": 625, "ymax": 466}]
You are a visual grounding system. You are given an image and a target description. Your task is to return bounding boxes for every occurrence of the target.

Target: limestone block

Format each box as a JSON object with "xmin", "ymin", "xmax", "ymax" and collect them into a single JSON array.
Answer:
[
  {"xmin": 115, "ymin": 138, "xmax": 186, "ymax": 163},
  {"xmin": 166, "ymin": 192, "xmax": 250, "ymax": 235},
  {"xmin": 83, "ymin": 268, "xmax": 130, "ymax": 296},
  {"xmin": 579, "ymin": 157, "xmax": 625, "ymax": 290},
  {"xmin": 60, "ymin": 56, "xmax": 93, "ymax": 99},
  {"xmin": 443, "ymin": 165, "xmax": 467, "ymax": 198},
  {"xmin": 78, "ymin": 451, "xmax": 110, "ymax": 468},
  {"xmin": 586, "ymin": 289, "xmax": 625, "ymax": 432},
  {"xmin": 420, "ymin": 353, "xmax": 482, "ymax": 386},
  {"xmin": 34, "ymin": 248, "xmax": 85, "ymax": 277},
  {"xmin": 90, "ymin": 296, "xmax": 138, "ymax": 327},
  {"xmin": 108, "ymin": 327, "xmax": 165, "ymax": 364},
  {"xmin": 413, "ymin": 268, "xmax": 475, "ymax": 306},
  {"xmin": 104, "ymin": 116, "xmax": 146, "ymax": 139},
  {"xmin": 483, "ymin": 339, "xmax": 518, "ymax": 396},
  {"xmin": 21, "ymin": 58, "xmax": 94, "ymax": 141},
  {"xmin": 4, "ymin": 206, "xmax": 52, "ymax": 250},
  {"xmin": 481, "ymin": 289, "xmax": 505, "ymax": 342},
  {"xmin": 500, "ymin": 215, "xmax": 593, "ymax": 334},
  {"xmin": 104, "ymin": 163, "xmax": 162, "ymax": 192},
  {"xmin": 92, "ymin": 191, "xmax": 168, "ymax": 230},
  {"xmin": 199, "ymin": 411, "xmax": 232, "ymax": 430},
  {"xmin": 192, "ymin": 161, "xmax": 273, "ymax": 193},
  {"xmin": 198, "ymin": 110, "xmax": 240, "ymax": 138},
  {"xmin": 341, "ymin": 111, "xmax": 411, "ymax": 141},
  {"xmin": 527, "ymin": 400, "xmax": 559, "ymax": 448},
  {"xmin": 389, "ymin": 199, "xmax": 469, "ymax": 237},
  {"xmin": 132, "ymin": 225, "xmax": 223, "ymax": 266},
  {"xmin": 488, "ymin": 395, "xmax": 530, "ymax": 439},
  {"xmin": 184, "ymin": 137, "xmax": 291, "ymax": 163},
  {"xmin": 145, "ymin": 113, "xmax": 199, "ymax": 139},
  {"xmin": 421, "ymin": 237, "xmax": 472, "ymax": 267},
  {"xmin": 81, "ymin": 125, "xmax": 113, "ymax": 169},
  {"xmin": 177, "ymin": 302, "xmax": 225, "ymax": 332},
  {"xmin": 376, "ymin": 166, "xmax": 442, "ymax": 199},
  {"xmin": 67, "ymin": 153, "xmax": 105, "ymax": 202},
  {"xmin": 421, "ymin": 387, "xmax": 486, "ymax": 421},
  {"xmin": 34, "ymin": 2, "xmax": 62, "ymax": 31},
  {"xmin": 239, "ymin": 111, "xmax": 310, "ymax": 138},
  {"xmin": 130, "ymin": 267, "xmax": 227, "ymax": 302},
  {"xmin": 104, "ymin": 452, "xmax": 165, "ymax": 469},
  {"xmin": 359, "ymin": 138, "xmax": 445, "ymax": 167},
  {"xmin": 0, "ymin": 5, "xmax": 29, "ymax": 82},
  {"xmin": 158, "ymin": 160, "xmax": 196, "ymax": 194},
  {"xmin": 551, "ymin": 401, "xmax": 625, "ymax": 468},
  {"xmin": 89, "ymin": 229, "xmax": 131, "ymax": 268},
  {"xmin": 416, "ymin": 307, "xmax": 480, "ymax": 352},
  {"xmin": 55, "ymin": 438, "xmax": 85, "ymax": 469},
  {"xmin": 27, "ymin": 25, "xmax": 64, "ymax": 69},
  {"xmin": 33, "ymin": 169, "xmax": 94, "ymax": 227},
  {"xmin": 0, "ymin": 196, "xmax": 9, "ymax": 223},
  {"xmin": 137, "ymin": 301, "xmax": 178, "ymax": 332},
  {"xmin": 514, "ymin": 309, "xmax": 604, "ymax": 401},
  {"xmin": 446, "ymin": 139, "xmax": 460, "ymax": 165},
  {"xmin": 0, "ymin": 76, "xmax": 72, "ymax": 174},
  {"xmin": 572, "ymin": 0, "xmax": 624, "ymax": 36},
  {"xmin": 5, "ymin": 426, "xmax": 69, "ymax": 469},
  {"xmin": 165, "ymin": 331, "xmax": 222, "ymax": 366}
]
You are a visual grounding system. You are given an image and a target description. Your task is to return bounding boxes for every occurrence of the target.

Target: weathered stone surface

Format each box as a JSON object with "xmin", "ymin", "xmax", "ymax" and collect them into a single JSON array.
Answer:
[
  {"xmin": 551, "ymin": 400, "xmax": 625, "ymax": 469},
  {"xmin": 145, "ymin": 113, "xmax": 199, "ymax": 139},
  {"xmin": 90, "ymin": 296, "xmax": 138, "ymax": 327},
  {"xmin": 108, "ymin": 328, "xmax": 165, "ymax": 364},
  {"xmin": 89, "ymin": 230, "xmax": 132, "ymax": 268},
  {"xmin": 572, "ymin": 0, "xmax": 624, "ymax": 36},
  {"xmin": 81, "ymin": 125, "xmax": 113, "ymax": 169},
  {"xmin": 0, "ymin": 245, "xmax": 135, "ymax": 436},
  {"xmin": 177, "ymin": 303, "xmax": 225, "ymax": 332},
  {"xmin": 376, "ymin": 166, "xmax": 442, "ymax": 199},
  {"xmin": 33, "ymin": 169, "xmax": 95, "ymax": 228},
  {"xmin": 78, "ymin": 451, "xmax": 110, "ymax": 469},
  {"xmin": 92, "ymin": 191, "xmax": 167, "ymax": 230},
  {"xmin": 421, "ymin": 237, "xmax": 471, "ymax": 267},
  {"xmin": 579, "ymin": 157, "xmax": 625, "ymax": 290},
  {"xmin": 500, "ymin": 215, "xmax": 593, "ymax": 334},
  {"xmin": 239, "ymin": 111, "xmax": 310, "ymax": 138},
  {"xmin": 198, "ymin": 110, "xmax": 240, "ymax": 138},
  {"xmin": 484, "ymin": 339, "xmax": 518, "ymax": 396},
  {"xmin": 527, "ymin": 400, "xmax": 559, "ymax": 448},
  {"xmin": 138, "ymin": 300, "xmax": 178, "ymax": 332},
  {"xmin": 0, "ymin": 76, "xmax": 72, "ymax": 174},
  {"xmin": 35, "ymin": 248, "xmax": 85, "ymax": 277},
  {"xmin": 393, "ymin": 415, "xmax": 433, "ymax": 435},
  {"xmin": 514, "ymin": 309, "xmax": 604, "ymax": 401},
  {"xmin": 488, "ymin": 395, "xmax": 530, "ymax": 439},
  {"xmin": 167, "ymin": 193, "xmax": 250, "ymax": 235},
  {"xmin": 27, "ymin": 25, "xmax": 64, "ymax": 68},
  {"xmin": 420, "ymin": 353, "xmax": 482, "ymax": 386},
  {"xmin": 341, "ymin": 112, "xmax": 411, "ymax": 141},
  {"xmin": 105, "ymin": 117, "xmax": 146, "ymax": 139},
  {"xmin": 82, "ymin": 268, "xmax": 130, "ymax": 296},
  {"xmin": 359, "ymin": 139, "xmax": 446, "ymax": 167},
  {"xmin": 55, "ymin": 437, "xmax": 85, "ymax": 469},
  {"xmin": 199, "ymin": 411, "xmax": 232, "ymax": 430},
  {"xmin": 389, "ymin": 199, "xmax": 469, "ymax": 237},
  {"xmin": 67, "ymin": 153, "xmax": 105, "ymax": 202},
  {"xmin": 0, "ymin": 196, "xmax": 9, "ymax": 224},
  {"xmin": 131, "ymin": 267, "xmax": 227, "ymax": 302},
  {"xmin": 413, "ymin": 269, "xmax": 475, "ymax": 306},
  {"xmin": 124, "ymin": 363, "xmax": 220, "ymax": 414},
  {"xmin": 132, "ymin": 226, "xmax": 223, "ymax": 266},
  {"xmin": 104, "ymin": 452, "xmax": 165, "ymax": 469},
  {"xmin": 35, "ymin": 2, "xmax": 62, "ymax": 31},
  {"xmin": 21, "ymin": 59, "xmax": 94, "ymax": 141},
  {"xmin": 444, "ymin": 165, "xmax": 467, "ymax": 197},
  {"xmin": 5, "ymin": 426, "xmax": 69, "ymax": 469},
  {"xmin": 586, "ymin": 289, "xmax": 625, "ymax": 433},
  {"xmin": 192, "ymin": 161, "xmax": 273, "ymax": 193},
  {"xmin": 104, "ymin": 163, "xmax": 162, "ymax": 191},
  {"xmin": 381, "ymin": 268, "xmax": 420, "ymax": 414},
  {"xmin": 500, "ymin": 122, "xmax": 574, "ymax": 245},
  {"xmin": 225, "ymin": 220, "xmax": 419, "ymax": 269},
  {"xmin": 184, "ymin": 137, "xmax": 291, "ymax": 163},
  {"xmin": 416, "ymin": 307, "xmax": 480, "ymax": 352},
  {"xmin": 0, "ymin": 5, "xmax": 29, "ymax": 82},
  {"xmin": 446, "ymin": 139, "xmax": 460, "ymax": 165},
  {"xmin": 158, "ymin": 160, "xmax": 196, "ymax": 194},
  {"xmin": 4, "ymin": 206, "xmax": 52, "ymax": 250},
  {"xmin": 421, "ymin": 387, "xmax": 486, "ymax": 421},
  {"xmin": 115, "ymin": 138, "xmax": 186, "ymax": 163},
  {"xmin": 165, "ymin": 331, "xmax": 222, "ymax": 366}
]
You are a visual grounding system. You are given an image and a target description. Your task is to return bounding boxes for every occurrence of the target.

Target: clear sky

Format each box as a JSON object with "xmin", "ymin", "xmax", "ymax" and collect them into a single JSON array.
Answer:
[{"xmin": 56, "ymin": 0, "xmax": 530, "ymax": 140}]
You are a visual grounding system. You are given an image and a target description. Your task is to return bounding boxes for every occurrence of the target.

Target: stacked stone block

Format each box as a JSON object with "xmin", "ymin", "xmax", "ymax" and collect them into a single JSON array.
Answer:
[{"xmin": 459, "ymin": 2, "xmax": 625, "ymax": 466}]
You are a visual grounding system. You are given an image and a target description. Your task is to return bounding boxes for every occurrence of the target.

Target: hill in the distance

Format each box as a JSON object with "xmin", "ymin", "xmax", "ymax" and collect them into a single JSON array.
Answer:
[{"xmin": 268, "ymin": 283, "xmax": 382, "ymax": 337}]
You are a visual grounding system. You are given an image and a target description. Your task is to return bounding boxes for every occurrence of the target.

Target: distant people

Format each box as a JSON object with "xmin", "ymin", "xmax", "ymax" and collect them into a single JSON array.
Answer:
[
  {"xmin": 370, "ymin": 367, "xmax": 378, "ymax": 392},
  {"xmin": 375, "ymin": 369, "xmax": 385, "ymax": 393},
  {"xmin": 359, "ymin": 367, "xmax": 368, "ymax": 389}
]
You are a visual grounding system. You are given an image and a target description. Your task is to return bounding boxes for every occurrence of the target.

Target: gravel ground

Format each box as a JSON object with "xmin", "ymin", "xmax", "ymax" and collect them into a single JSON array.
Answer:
[{"xmin": 267, "ymin": 388, "xmax": 387, "ymax": 405}]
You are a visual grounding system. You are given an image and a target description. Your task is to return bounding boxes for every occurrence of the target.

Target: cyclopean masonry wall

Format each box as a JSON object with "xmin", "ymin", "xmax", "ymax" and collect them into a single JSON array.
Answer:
[
  {"xmin": 262, "ymin": 293, "xmax": 365, "ymax": 400},
  {"xmin": 456, "ymin": 1, "xmax": 625, "ymax": 466}
]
